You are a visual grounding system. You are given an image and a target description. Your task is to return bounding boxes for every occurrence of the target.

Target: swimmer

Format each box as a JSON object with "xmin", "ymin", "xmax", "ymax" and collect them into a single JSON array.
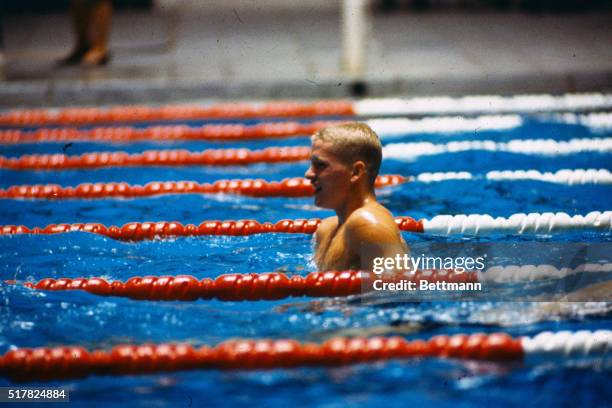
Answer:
[{"xmin": 305, "ymin": 123, "xmax": 409, "ymax": 273}]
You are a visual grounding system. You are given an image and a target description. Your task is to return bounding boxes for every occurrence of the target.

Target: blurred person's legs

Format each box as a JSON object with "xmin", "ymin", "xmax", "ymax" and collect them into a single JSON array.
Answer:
[
  {"xmin": 58, "ymin": 0, "xmax": 112, "ymax": 66},
  {"xmin": 82, "ymin": 0, "xmax": 112, "ymax": 66},
  {"xmin": 0, "ymin": 15, "xmax": 5, "ymax": 79}
]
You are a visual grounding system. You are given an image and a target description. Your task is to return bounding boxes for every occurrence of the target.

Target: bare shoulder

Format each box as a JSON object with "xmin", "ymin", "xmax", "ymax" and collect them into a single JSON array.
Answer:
[
  {"xmin": 315, "ymin": 216, "xmax": 338, "ymax": 243},
  {"xmin": 345, "ymin": 203, "xmax": 401, "ymax": 244}
]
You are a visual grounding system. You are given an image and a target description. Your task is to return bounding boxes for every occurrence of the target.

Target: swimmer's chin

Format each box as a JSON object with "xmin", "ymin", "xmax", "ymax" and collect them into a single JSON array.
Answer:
[{"xmin": 313, "ymin": 195, "xmax": 332, "ymax": 209}]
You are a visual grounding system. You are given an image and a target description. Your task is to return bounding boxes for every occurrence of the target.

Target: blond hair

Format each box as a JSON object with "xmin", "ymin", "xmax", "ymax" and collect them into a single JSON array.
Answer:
[{"xmin": 312, "ymin": 122, "xmax": 382, "ymax": 186}]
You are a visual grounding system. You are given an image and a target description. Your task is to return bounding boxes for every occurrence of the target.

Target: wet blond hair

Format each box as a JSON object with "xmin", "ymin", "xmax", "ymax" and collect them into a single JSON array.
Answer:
[{"xmin": 312, "ymin": 122, "xmax": 382, "ymax": 186}]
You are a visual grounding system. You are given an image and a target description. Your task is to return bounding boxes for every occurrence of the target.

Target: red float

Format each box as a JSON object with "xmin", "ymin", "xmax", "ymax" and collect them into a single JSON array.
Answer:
[
  {"xmin": 0, "ymin": 175, "xmax": 406, "ymax": 200},
  {"xmin": 0, "ymin": 101, "xmax": 355, "ymax": 127},
  {"xmin": 0, "ymin": 121, "xmax": 339, "ymax": 144},
  {"xmin": 0, "ymin": 147, "xmax": 312, "ymax": 170},
  {"xmin": 0, "ymin": 217, "xmax": 424, "ymax": 240},
  {"xmin": 0, "ymin": 333, "xmax": 524, "ymax": 382},
  {"xmin": 15, "ymin": 269, "xmax": 479, "ymax": 301}
]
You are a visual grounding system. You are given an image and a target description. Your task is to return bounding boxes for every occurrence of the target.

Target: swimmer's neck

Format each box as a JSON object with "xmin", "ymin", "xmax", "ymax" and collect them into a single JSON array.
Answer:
[{"xmin": 335, "ymin": 189, "xmax": 377, "ymax": 225}]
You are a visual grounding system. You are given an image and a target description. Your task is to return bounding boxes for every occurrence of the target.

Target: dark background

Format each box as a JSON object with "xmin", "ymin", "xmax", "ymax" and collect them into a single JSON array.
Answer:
[{"xmin": 1, "ymin": 0, "xmax": 611, "ymax": 15}]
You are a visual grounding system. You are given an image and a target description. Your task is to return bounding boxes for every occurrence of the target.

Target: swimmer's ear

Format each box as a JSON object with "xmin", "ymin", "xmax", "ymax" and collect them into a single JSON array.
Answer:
[{"xmin": 351, "ymin": 161, "xmax": 367, "ymax": 183}]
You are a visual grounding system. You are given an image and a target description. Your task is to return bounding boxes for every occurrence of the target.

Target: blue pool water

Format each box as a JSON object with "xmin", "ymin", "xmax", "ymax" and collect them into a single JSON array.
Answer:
[{"xmin": 0, "ymin": 114, "xmax": 611, "ymax": 407}]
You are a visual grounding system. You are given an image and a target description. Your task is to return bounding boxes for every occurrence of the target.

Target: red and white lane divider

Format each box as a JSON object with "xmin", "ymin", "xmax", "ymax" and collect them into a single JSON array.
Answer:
[
  {"xmin": 415, "ymin": 168, "xmax": 612, "ymax": 185},
  {"xmin": 0, "ymin": 211, "xmax": 609, "ymax": 240},
  {"xmin": 1, "ymin": 93, "xmax": 610, "ymax": 127},
  {"xmin": 2, "ymin": 138, "xmax": 610, "ymax": 171},
  {"xmin": 0, "ymin": 147, "xmax": 310, "ymax": 170},
  {"xmin": 0, "ymin": 101, "xmax": 354, "ymax": 127},
  {"xmin": 355, "ymin": 93, "xmax": 612, "ymax": 116},
  {"xmin": 370, "ymin": 115, "xmax": 522, "ymax": 137},
  {"xmin": 3, "ymin": 111, "xmax": 611, "ymax": 145},
  {"xmin": 1, "ymin": 169, "xmax": 608, "ymax": 201},
  {"xmin": 9, "ymin": 263, "xmax": 611, "ymax": 301},
  {"xmin": 4, "ymin": 112, "xmax": 611, "ymax": 145},
  {"xmin": 0, "ymin": 176, "xmax": 404, "ymax": 200},
  {"xmin": 0, "ymin": 121, "xmax": 336, "ymax": 144},
  {"xmin": 0, "ymin": 115, "xmax": 522, "ymax": 144},
  {"xmin": 1, "ymin": 330, "xmax": 609, "ymax": 381},
  {"xmin": 551, "ymin": 111, "xmax": 612, "ymax": 132},
  {"xmin": 422, "ymin": 211, "xmax": 611, "ymax": 235},
  {"xmin": 483, "ymin": 263, "xmax": 612, "ymax": 283},
  {"xmin": 383, "ymin": 138, "xmax": 612, "ymax": 161},
  {"xmin": 483, "ymin": 169, "xmax": 612, "ymax": 184},
  {"xmin": 8, "ymin": 270, "xmax": 474, "ymax": 301},
  {"xmin": 521, "ymin": 330, "xmax": 612, "ymax": 360}
]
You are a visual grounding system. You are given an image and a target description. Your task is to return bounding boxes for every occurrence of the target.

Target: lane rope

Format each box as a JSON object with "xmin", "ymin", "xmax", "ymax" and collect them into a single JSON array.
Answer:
[
  {"xmin": 9, "ymin": 270, "xmax": 476, "ymax": 301},
  {"xmin": 0, "ymin": 146, "xmax": 310, "ymax": 170},
  {"xmin": 0, "ymin": 211, "xmax": 609, "ymax": 240},
  {"xmin": 9, "ymin": 263, "xmax": 611, "ymax": 301},
  {"xmin": 354, "ymin": 93, "xmax": 612, "ymax": 116},
  {"xmin": 0, "ymin": 115, "xmax": 523, "ymax": 144},
  {"xmin": 1, "ymin": 331, "xmax": 609, "ymax": 382},
  {"xmin": 521, "ymin": 330, "xmax": 612, "ymax": 358},
  {"xmin": 482, "ymin": 263, "xmax": 612, "ymax": 283},
  {"xmin": 482, "ymin": 168, "xmax": 612, "ymax": 184},
  {"xmin": 2, "ymin": 138, "xmax": 610, "ymax": 170},
  {"xmin": 383, "ymin": 138, "xmax": 612, "ymax": 160},
  {"xmin": 1, "ymin": 93, "xmax": 610, "ymax": 127},
  {"xmin": 1, "ymin": 169, "xmax": 608, "ymax": 201},
  {"xmin": 0, "ymin": 175, "xmax": 405, "ymax": 200},
  {"xmin": 3, "ymin": 112, "xmax": 609, "ymax": 145},
  {"xmin": 0, "ymin": 121, "xmax": 335, "ymax": 144},
  {"xmin": 0, "ymin": 101, "xmax": 355, "ymax": 127},
  {"xmin": 415, "ymin": 168, "xmax": 612, "ymax": 184},
  {"xmin": 422, "ymin": 211, "xmax": 611, "ymax": 235},
  {"xmin": 552, "ymin": 112, "xmax": 612, "ymax": 132}
]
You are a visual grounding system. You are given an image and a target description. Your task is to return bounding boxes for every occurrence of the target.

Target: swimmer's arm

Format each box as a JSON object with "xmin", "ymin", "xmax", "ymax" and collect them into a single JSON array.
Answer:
[
  {"xmin": 314, "ymin": 216, "xmax": 336, "ymax": 249},
  {"xmin": 312, "ymin": 216, "xmax": 337, "ymax": 269}
]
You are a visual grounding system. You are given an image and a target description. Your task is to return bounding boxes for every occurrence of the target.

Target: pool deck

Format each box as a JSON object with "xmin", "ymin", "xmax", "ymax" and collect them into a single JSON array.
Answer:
[{"xmin": 1, "ymin": 1, "xmax": 611, "ymax": 107}]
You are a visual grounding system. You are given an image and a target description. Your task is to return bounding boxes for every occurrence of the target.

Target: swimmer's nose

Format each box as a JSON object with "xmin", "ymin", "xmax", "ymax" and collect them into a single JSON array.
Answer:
[{"xmin": 305, "ymin": 165, "xmax": 315, "ymax": 181}]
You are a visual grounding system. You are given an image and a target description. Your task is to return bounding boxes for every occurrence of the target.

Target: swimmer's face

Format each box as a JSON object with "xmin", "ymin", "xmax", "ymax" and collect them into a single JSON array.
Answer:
[{"xmin": 305, "ymin": 139, "xmax": 353, "ymax": 210}]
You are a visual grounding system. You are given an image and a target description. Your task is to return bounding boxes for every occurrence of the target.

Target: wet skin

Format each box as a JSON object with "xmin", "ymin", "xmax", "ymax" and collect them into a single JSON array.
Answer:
[{"xmin": 305, "ymin": 139, "xmax": 408, "ymax": 272}]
